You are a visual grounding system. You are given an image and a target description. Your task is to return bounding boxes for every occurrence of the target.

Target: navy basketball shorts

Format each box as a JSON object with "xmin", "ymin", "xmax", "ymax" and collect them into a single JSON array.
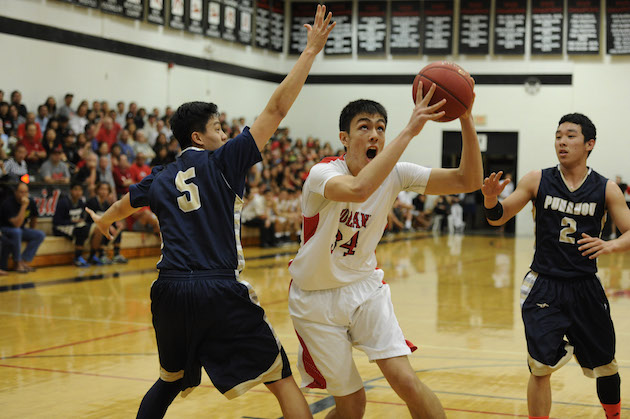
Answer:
[
  {"xmin": 150, "ymin": 272, "xmax": 292, "ymax": 399},
  {"xmin": 520, "ymin": 271, "xmax": 618, "ymax": 378}
]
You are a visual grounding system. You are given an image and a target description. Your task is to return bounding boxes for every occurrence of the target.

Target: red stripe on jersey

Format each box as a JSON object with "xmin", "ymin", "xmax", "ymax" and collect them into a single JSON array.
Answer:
[
  {"xmin": 319, "ymin": 153, "xmax": 345, "ymax": 164},
  {"xmin": 406, "ymin": 339, "xmax": 418, "ymax": 353},
  {"xmin": 302, "ymin": 213, "xmax": 319, "ymax": 244},
  {"xmin": 296, "ymin": 331, "xmax": 327, "ymax": 389}
]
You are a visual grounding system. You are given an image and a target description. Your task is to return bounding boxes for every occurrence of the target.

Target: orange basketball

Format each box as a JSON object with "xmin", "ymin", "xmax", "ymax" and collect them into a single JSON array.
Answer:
[{"xmin": 412, "ymin": 61, "xmax": 474, "ymax": 122}]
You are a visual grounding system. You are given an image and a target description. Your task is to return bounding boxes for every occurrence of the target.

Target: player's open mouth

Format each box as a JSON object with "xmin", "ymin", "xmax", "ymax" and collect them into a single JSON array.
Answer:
[{"xmin": 366, "ymin": 147, "xmax": 377, "ymax": 159}]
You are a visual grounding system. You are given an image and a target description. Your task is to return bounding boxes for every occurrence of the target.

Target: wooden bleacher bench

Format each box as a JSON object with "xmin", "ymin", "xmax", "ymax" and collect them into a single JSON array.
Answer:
[{"xmin": 24, "ymin": 219, "xmax": 262, "ymax": 267}]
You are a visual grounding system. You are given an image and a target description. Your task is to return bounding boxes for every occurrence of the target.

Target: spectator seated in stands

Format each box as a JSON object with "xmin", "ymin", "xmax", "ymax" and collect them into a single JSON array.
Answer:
[
  {"xmin": 18, "ymin": 122, "xmax": 47, "ymax": 171},
  {"xmin": 39, "ymin": 145, "xmax": 71, "ymax": 184},
  {"xmin": 0, "ymin": 182, "xmax": 45, "ymax": 272},
  {"xmin": 73, "ymin": 152, "xmax": 98, "ymax": 197},
  {"xmin": 52, "ymin": 182, "xmax": 93, "ymax": 267},
  {"xmin": 86, "ymin": 181, "xmax": 127, "ymax": 264},
  {"xmin": 112, "ymin": 153, "xmax": 133, "ymax": 198},
  {"xmin": 129, "ymin": 152, "xmax": 151, "ymax": 183},
  {"xmin": 4, "ymin": 143, "xmax": 28, "ymax": 181},
  {"xmin": 131, "ymin": 131, "xmax": 155, "ymax": 164},
  {"xmin": 17, "ymin": 112, "xmax": 42, "ymax": 142},
  {"xmin": 242, "ymin": 186, "xmax": 276, "ymax": 248}
]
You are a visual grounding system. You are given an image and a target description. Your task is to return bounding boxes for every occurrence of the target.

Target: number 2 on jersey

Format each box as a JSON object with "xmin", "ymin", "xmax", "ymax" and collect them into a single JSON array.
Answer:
[
  {"xmin": 176, "ymin": 168, "xmax": 201, "ymax": 212},
  {"xmin": 331, "ymin": 230, "xmax": 360, "ymax": 256},
  {"xmin": 559, "ymin": 216, "xmax": 577, "ymax": 244}
]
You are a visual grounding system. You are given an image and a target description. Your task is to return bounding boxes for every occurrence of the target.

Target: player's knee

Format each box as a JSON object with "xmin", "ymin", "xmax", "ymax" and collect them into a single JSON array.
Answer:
[{"xmin": 333, "ymin": 389, "xmax": 366, "ymax": 419}]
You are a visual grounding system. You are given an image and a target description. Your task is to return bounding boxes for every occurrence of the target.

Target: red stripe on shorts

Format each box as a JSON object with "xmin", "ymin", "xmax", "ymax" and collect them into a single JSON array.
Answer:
[
  {"xmin": 295, "ymin": 330, "xmax": 327, "ymax": 389},
  {"xmin": 406, "ymin": 339, "xmax": 418, "ymax": 352}
]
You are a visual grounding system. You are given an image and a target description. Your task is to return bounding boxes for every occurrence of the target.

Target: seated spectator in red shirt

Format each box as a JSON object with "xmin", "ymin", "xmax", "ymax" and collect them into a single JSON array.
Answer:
[
  {"xmin": 17, "ymin": 122, "xmax": 47, "ymax": 169},
  {"xmin": 17, "ymin": 112, "xmax": 42, "ymax": 142},
  {"xmin": 112, "ymin": 153, "xmax": 133, "ymax": 197},
  {"xmin": 129, "ymin": 152, "xmax": 151, "ymax": 183},
  {"xmin": 96, "ymin": 116, "xmax": 119, "ymax": 149}
]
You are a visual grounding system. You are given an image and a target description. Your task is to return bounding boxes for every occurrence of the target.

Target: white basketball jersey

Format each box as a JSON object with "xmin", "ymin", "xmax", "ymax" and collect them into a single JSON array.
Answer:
[{"xmin": 289, "ymin": 156, "xmax": 431, "ymax": 291}]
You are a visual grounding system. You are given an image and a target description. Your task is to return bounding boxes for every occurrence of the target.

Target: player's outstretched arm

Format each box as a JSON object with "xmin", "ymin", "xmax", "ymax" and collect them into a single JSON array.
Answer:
[
  {"xmin": 324, "ymin": 82, "xmax": 446, "ymax": 203},
  {"xmin": 85, "ymin": 193, "xmax": 138, "ymax": 240},
  {"xmin": 482, "ymin": 170, "xmax": 540, "ymax": 226},
  {"xmin": 249, "ymin": 4, "xmax": 335, "ymax": 151},
  {"xmin": 578, "ymin": 180, "xmax": 630, "ymax": 258},
  {"xmin": 425, "ymin": 85, "xmax": 483, "ymax": 195}
]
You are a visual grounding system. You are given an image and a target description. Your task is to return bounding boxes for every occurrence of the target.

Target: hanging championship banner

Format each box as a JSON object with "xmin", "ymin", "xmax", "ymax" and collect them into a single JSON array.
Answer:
[
  {"xmin": 458, "ymin": 0, "xmax": 490, "ymax": 55},
  {"xmin": 170, "ymin": 0, "xmax": 187, "ymax": 30},
  {"xmin": 324, "ymin": 1, "xmax": 352, "ymax": 55},
  {"xmin": 494, "ymin": 0, "xmax": 526, "ymax": 55},
  {"xmin": 390, "ymin": 1, "xmax": 421, "ymax": 55},
  {"xmin": 531, "ymin": 0, "xmax": 563, "ymax": 54},
  {"xmin": 358, "ymin": 1, "xmax": 386, "ymax": 55},
  {"xmin": 101, "ymin": 0, "xmax": 125, "ymax": 16},
  {"xmin": 78, "ymin": 0, "xmax": 100, "ymax": 8},
  {"xmin": 270, "ymin": 0, "xmax": 284, "ymax": 53},
  {"xmin": 567, "ymin": 0, "xmax": 600, "ymax": 54},
  {"xmin": 122, "ymin": 0, "xmax": 145, "ymax": 20},
  {"xmin": 221, "ymin": 0, "xmax": 238, "ymax": 42},
  {"xmin": 607, "ymin": 0, "xmax": 630, "ymax": 55},
  {"xmin": 423, "ymin": 0, "xmax": 453, "ymax": 55},
  {"xmin": 237, "ymin": 0, "xmax": 253, "ymax": 45},
  {"xmin": 255, "ymin": 0, "xmax": 272, "ymax": 49},
  {"xmin": 205, "ymin": 0, "xmax": 222, "ymax": 38},
  {"xmin": 187, "ymin": 0, "xmax": 205, "ymax": 34},
  {"xmin": 289, "ymin": 2, "xmax": 316, "ymax": 54},
  {"xmin": 148, "ymin": 0, "xmax": 166, "ymax": 25}
]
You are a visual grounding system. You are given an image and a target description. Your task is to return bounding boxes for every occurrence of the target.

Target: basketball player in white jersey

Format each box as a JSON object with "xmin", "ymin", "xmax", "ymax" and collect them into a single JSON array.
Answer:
[{"xmin": 288, "ymin": 83, "xmax": 483, "ymax": 418}]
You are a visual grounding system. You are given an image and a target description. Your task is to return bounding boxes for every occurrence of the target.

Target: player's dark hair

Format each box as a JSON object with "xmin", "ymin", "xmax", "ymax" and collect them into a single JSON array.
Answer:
[
  {"xmin": 559, "ymin": 113, "xmax": 596, "ymax": 143},
  {"xmin": 70, "ymin": 181, "xmax": 83, "ymax": 190},
  {"xmin": 170, "ymin": 101, "xmax": 220, "ymax": 149},
  {"xmin": 339, "ymin": 100, "xmax": 388, "ymax": 133}
]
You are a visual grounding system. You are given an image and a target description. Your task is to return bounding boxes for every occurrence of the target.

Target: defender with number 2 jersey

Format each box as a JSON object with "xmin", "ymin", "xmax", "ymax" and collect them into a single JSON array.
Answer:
[
  {"xmin": 531, "ymin": 165, "xmax": 608, "ymax": 278},
  {"xmin": 288, "ymin": 155, "xmax": 431, "ymax": 291}
]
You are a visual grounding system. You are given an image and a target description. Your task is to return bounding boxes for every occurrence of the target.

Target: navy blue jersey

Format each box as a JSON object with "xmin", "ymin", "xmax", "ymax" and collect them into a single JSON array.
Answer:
[
  {"xmin": 53, "ymin": 194, "xmax": 87, "ymax": 227},
  {"xmin": 129, "ymin": 127, "xmax": 261, "ymax": 272},
  {"xmin": 531, "ymin": 166, "xmax": 608, "ymax": 278}
]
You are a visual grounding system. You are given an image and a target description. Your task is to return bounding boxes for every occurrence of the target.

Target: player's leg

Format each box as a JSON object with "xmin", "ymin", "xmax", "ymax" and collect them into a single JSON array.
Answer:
[
  {"xmin": 567, "ymin": 276, "xmax": 620, "ymax": 418},
  {"xmin": 289, "ymin": 283, "xmax": 366, "ymax": 418},
  {"xmin": 376, "ymin": 356, "xmax": 445, "ymax": 419},
  {"xmin": 265, "ymin": 376, "xmax": 313, "ymax": 419},
  {"xmin": 351, "ymin": 271, "xmax": 444, "ymax": 418},
  {"xmin": 324, "ymin": 388, "xmax": 366, "ymax": 419},
  {"xmin": 527, "ymin": 373, "xmax": 551, "ymax": 417},
  {"xmin": 136, "ymin": 379, "xmax": 181, "ymax": 419},
  {"xmin": 137, "ymin": 275, "xmax": 190, "ymax": 418},
  {"xmin": 521, "ymin": 272, "xmax": 572, "ymax": 418}
]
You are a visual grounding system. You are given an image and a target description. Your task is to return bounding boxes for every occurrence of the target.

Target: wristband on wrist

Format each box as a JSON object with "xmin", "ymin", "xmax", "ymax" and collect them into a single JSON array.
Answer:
[{"xmin": 484, "ymin": 201, "xmax": 503, "ymax": 221}]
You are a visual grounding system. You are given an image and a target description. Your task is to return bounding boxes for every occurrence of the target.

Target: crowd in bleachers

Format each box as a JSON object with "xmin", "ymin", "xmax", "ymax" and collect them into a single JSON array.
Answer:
[{"xmin": 0, "ymin": 88, "xmax": 472, "ymax": 271}]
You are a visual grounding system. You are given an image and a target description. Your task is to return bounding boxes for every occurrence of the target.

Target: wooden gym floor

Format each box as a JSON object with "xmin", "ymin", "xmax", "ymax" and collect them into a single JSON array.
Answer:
[{"xmin": 1, "ymin": 232, "xmax": 629, "ymax": 418}]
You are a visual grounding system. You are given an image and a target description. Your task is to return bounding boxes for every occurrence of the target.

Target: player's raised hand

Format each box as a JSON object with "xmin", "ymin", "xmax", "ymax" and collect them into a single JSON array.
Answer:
[
  {"xmin": 85, "ymin": 207, "xmax": 116, "ymax": 240},
  {"xmin": 304, "ymin": 4, "xmax": 336, "ymax": 54},
  {"xmin": 481, "ymin": 171, "xmax": 510, "ymax": 198},
  {"xmin": 460, "ymin": 78, "xmax": 476, "ymax": 120},
  {"xmin": 407, "ymin": 82, "xmax": 446, "ymax": 136},
  {"xmin": 578, "ymin": 233, "xmax": 617, "ymax": 259}
]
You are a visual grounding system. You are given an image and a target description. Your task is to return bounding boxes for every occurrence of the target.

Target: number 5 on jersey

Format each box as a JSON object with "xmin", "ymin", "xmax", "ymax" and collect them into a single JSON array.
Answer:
[{"xmin": 176, "ymin": 168, "xmax": 201, "ymax": 212}]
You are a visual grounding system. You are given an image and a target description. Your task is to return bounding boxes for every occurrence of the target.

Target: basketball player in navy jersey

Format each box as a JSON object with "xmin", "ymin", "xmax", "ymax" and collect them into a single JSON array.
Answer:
[
  {"xmin": 482, "ymin": 113, "xmax": 630, "ymax": 419},
  {"xmin": 86, "ymin": 5, "xmax": 335, "ymax": 418}
]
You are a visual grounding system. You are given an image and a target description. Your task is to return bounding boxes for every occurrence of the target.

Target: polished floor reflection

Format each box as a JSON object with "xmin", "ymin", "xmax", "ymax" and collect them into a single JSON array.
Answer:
[{"xmin": 1, "ymin": 233, "xmax": 629, "ymax": 418}]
